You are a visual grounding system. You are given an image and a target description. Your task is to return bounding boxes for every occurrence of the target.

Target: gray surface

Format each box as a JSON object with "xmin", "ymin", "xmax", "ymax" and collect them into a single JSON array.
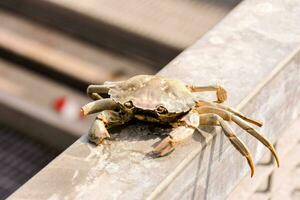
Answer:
[
  {"xmin": 0, "ymin": 124, "xmax": 58, "ymax": 200},
  {"xmin": 0, "ymin": 59, "xmax": 91, "ymax": 150},
  {"xmin": 228, "ymin": 118, "xmax": 300, "ymax": 200},
  {"xmin": 46, "ymin": 0, "xmax": 241, "ymax": 48},
  {"xmin": 7, "ymin": 0, "xmax": 300, "ymax": 199},
  {"xmin": 0, "ymin": 10, "xmax": 154, "ymax": 83},
  {"xmin": 0, "ymin": 0, "xmax": 241, "ymax": 68}
]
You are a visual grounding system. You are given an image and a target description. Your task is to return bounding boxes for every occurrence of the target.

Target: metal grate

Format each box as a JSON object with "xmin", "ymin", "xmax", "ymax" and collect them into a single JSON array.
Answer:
[{"xmin": 0, "ymin": 124, "xmax": 59, "ymax": 200}]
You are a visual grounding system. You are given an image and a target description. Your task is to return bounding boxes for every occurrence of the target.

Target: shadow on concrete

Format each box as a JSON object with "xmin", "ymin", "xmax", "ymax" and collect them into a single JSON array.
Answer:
[{"xmin": 190, "ymin": 126, "xmax": 224, "ymax": 200}]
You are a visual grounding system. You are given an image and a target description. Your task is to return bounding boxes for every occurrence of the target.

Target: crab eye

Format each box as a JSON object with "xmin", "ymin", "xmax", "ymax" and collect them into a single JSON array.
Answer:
[
  {"xmin": 156, "ymin": 105, "xmax": 168, "ymax": 114},
  {"xmin": 124, "ymin": 101, "xmax": 133, "ymax": 109}
]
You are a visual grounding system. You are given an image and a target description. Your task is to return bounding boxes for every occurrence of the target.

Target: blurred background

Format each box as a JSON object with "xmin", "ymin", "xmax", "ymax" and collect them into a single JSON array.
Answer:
[{"xmin": 0, "ymin": 1, "xmax": 298, "ymax": 200}]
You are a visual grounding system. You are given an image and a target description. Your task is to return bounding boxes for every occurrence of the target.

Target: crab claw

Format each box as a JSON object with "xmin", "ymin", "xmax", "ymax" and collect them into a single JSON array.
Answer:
[
  {"xmin": 216, "ymin": 85, "xmax": 227, "ymax": 103},
  {"xmin": 88, "ymin": 119, "xmax": 110, "ymax": 145},
  {"xmin": 153, "ymin": 111, "xmax": 200, "ymax": 156},
  {"xmin": 81, "ymin": 99, "xmax": 117, "ymax": 116},
  {"xmin": 153, "ymin": 136, "xmax": 176, "ymax": 156},
  {"xmin": 153, "ymin": 125, "xmax": 196, "ymax": 156}
]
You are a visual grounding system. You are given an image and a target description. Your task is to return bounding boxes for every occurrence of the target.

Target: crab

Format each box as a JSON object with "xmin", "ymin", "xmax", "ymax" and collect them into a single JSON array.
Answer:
[{"xmin": 81, "ymin": 75, "xmax": 279, "ymax": 177}]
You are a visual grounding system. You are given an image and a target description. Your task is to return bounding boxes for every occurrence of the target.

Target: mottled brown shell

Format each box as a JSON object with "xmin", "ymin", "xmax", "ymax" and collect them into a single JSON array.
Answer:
[{"xmin": 108, "ymin": 75, "xmax": 196, "ymax": 113}]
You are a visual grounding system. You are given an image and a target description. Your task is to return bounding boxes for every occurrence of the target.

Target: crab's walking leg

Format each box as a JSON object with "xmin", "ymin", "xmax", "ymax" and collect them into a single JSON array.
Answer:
[
  {"xmin": 231, "ymin": 115, "xmax": 280, "ymax": 167},
  {"xmin": 197, "ymin": 101, "xmax": 263, "ymax": 127},
  {"xmin": 81, "ymin": 99, "xmax": 117, "ymax": 115},
  {"xmin": 87, "ymin": 85, "xmax": 111, "ymax": 100},
  {"xmin": 188, "ymin": 85, "xmax": 227, "ymax": 103},
  {"xmin": 89, "ymin": 110, "xmax": 132, "ymax": 145},
  {"xmin": 200, "ymin": 113, "xmax": 255, "ymax": 177},
  {"xmin": 197, "ymin": 106, "xmax": 280, "ymax": 167},
  {"xmin": 153, "ymin": 111, "xmax": 200, "ymax": 156}
]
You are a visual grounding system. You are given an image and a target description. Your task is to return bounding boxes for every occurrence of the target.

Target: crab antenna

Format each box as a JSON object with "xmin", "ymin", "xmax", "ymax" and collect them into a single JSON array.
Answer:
[{"xmin": 81, "ymin": 99, "xmax": 117, "ymax": 115}]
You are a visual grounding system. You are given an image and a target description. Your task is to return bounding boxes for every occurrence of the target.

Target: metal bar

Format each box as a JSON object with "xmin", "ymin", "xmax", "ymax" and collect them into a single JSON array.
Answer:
[
  {"xmin": 7, "ymin": 0, "xmax": 300, "ymax": 199},
  {"xmin": 0, "ymin": 0, "xmax": 241, "ymax": 68},
  {"xmin": 0, "ymin": 124, "xmax": 59, "ymax": 199},
  {"xmin": 0, "ymin": 59, "xmax": 90, "ymax": 150},
  {"xmin": 0, "ymin": 0, "xmax": 180, "ymax": 68},
  {"xmin": 0, "ymin": 11, "xmax": 154, "ymax": 86}
]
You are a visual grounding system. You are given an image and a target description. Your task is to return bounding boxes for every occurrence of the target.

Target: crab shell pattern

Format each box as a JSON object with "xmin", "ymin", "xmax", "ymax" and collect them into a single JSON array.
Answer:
[
  {"xmin": 109, "ymin": 75, "xmax": 195, "ymax": 113},
  {"xmin": 81, "ymin": 75, "xmax": 279, "ymax": 177}
]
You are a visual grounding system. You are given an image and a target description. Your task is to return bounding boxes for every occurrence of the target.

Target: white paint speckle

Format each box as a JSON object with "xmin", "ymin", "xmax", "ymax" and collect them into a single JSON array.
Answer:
[
  {"xmin": 47, "ymin": 194, "xmax": 61, "ymax": 200},
  {"xmin": 292, "ymin": 106, "xmax": 299, "ymax": 120},
  {"xmin": 255, "ymin": 3, "xmax": 276, "ymax": 14},
  {"xmin": 106, "ymin": 163, "xmax": 120, "ymax": 174},
  {"xmin": 72, "ymin": 170, "xmax": 79, "ymax": 183},
  {"xmin": 209, "ymin": 36, "xmax": 224, "ymax": 45},
  {"xmin": 84, "ymin": 144, "xmax": 103, "ymax": 161}
]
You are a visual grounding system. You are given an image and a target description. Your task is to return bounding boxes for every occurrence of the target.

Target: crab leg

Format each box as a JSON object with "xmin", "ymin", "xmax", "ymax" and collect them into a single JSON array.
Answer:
[
  {"xmin": 188, "ymin": 84, "xmax": 227, "ymax": 103},
  {"xmin": 81, "ymin": 99, "xmax": 117, "ymax": 115},
  {"xmin": 231, "ymin": 115, "xmax": 280, "ymax": 167},
  {"xmin": 104, "ymin": 81, "xmax": 124, "ymax": 85},
  {"xmin": 153, "ymin": 111, "xmax": 200, "ymax": 156},
  {"xmin": 87, "ymin": 85, "xmax": 111, "ymax": 100},
  {"xmin": 89, "ymin": 110, "xmax": 132, "ymax": 145},
  {"xmin": 197, "ymin": 106, "xmax": 279, "ymax": 167},
  {"xmin": 89, "ymin": 118, "xmax": 110, "ymax": 145},
  {"xmin": 197, "ymin": 101, "xmax": 263, "ymax": 127},
  {"xmin": 200, "ymin": 113, "xmax": 255, "ymax": 177}
]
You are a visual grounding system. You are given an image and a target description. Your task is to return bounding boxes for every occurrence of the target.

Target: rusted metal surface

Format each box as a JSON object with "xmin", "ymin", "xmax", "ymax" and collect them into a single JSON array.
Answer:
[{"xmin": 7, "ymin": 0, "xmax": 300, "ymax": 199}]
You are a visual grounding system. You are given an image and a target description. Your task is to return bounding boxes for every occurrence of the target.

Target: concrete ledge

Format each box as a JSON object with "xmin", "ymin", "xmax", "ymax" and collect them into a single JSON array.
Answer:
[
  {"xmin": 228, "ymin": 118, "xmax": 300, "ymax": 199},
  {"xmin": 8, "ymin": 0, "xmax": 300, "ymax": 199}
]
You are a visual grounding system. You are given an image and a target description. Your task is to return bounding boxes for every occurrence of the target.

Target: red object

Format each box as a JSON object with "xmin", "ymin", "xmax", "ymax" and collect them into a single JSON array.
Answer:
[
  {"xmin": 53, "ymin": 96, "xmax": 66, "ymax": 112},
  {"xmin": 53, "ymin": 96, "xmax": 83, "ymax": 121}
]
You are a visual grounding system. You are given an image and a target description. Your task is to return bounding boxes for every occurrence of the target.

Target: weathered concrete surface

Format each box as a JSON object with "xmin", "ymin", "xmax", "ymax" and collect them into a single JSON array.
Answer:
[
  {"xmin": 7, "ymin": 0, "xmax": 300, "ymax": 199},
  {"xmin": 228, "ymin": 118, "xmax": 300, "ymax": 200}
]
